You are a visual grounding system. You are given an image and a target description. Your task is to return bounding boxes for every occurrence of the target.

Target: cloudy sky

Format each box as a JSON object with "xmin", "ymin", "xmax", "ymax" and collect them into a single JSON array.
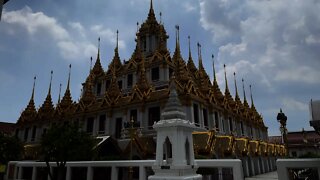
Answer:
[{"xmin": 1, "ymin": 0, "xmax": 319, "ymax": 135}]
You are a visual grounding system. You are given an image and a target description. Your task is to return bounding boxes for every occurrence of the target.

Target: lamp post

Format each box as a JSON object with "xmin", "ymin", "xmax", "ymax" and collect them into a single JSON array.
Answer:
[
  {"xmin": 125, "ymin": 116, "xmax": 141, "ymax": 180},
  {"xmin": 277, "ymin": 108, "xmax": 288, "ymax": 155}
]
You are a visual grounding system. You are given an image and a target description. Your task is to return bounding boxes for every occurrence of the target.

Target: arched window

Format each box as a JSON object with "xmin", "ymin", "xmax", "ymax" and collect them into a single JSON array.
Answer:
[
  {"xmin": 163, "ymin": 137, "xmax": 172, "ymax": 164},
  {"xmin": 185, "ymin": 138, "xmax": 190, "ymax": 165}
]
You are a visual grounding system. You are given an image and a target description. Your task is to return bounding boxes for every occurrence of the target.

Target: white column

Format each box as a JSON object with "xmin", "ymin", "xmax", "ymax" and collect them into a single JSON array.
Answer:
[
  {"xmin": 87, "ymin": 166, "xmax": 93, "ymax": 180},
  {"xmin": 139, "ymin": 166, "xmax": 146, "ymax": 180},
  {"xmin": 17, "ymin": 166, "xmax": 22, "ymax": 179},
  {"xmin": 111, "ymin": 166, "xmax": 118, "ymax": 180},
  {"xmin": 66, "ymin": 166, "xmax": 71, "ymax": 180},
  {"xmin": 32, "ymin": 166, "xmax": 37, "ymax": 180}
]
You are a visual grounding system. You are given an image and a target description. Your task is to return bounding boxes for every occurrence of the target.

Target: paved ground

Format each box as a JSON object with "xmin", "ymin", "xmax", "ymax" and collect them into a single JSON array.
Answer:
[{"xmin": 245, "ymin": 171, "xmax": 278, "ymax": 180}]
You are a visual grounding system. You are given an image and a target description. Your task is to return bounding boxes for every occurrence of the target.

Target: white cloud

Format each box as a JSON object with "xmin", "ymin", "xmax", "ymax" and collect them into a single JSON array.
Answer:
[
  {"xmin": 282, "ymin": 98, "xmax": 308, "ymax": 111},
  {"xmin": 3, "ymin": 6, "xmax": 69, "ymax": 40},
  {"xmin": 183, "ymin": 2, "xmax": 196, "ymax": 12},
  {"xmin": 2, "ymin": 6, "xmax": 97, "ymax": 62},
  {"xmin": 91, "ymin": 25, "xmax": 126, "ymax": 49},
  {"xmin": 69, "ymin": 22, "xmax": 85, "ymax": 38}
]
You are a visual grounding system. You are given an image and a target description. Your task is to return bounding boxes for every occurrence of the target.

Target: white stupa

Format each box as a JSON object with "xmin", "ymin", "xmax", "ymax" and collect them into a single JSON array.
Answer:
[{"xmin": 149, "ymin": 80, "xmax": 202, "ymax": 180}]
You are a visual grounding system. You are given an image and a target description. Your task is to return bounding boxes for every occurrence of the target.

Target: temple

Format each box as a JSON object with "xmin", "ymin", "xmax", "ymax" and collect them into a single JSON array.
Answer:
[{"xmin": 14, "ymin": 0, "xmax": 285, "ymax": 178}]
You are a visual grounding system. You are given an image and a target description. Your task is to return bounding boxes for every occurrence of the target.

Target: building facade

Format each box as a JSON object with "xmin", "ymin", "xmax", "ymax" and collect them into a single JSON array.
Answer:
[{"xmin": 14, "ymin": 1, "xmax": 284, "ymax": 177}]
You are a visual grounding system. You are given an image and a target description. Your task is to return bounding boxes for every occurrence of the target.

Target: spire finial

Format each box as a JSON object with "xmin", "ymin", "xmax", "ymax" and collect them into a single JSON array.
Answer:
[
  {"xmin": 188, "ymin": 36, "xmax": 191, "ymax": 58},
  {"xmin": 67, "ymin": 64, "xmax": 71, "ymax": 90},
  {"xmin": 97, "ymin": 37, "xmax": 101, "ymax": 59},
  {"xmin": 249, "ymin": 84, "xmax": 255, "ymax": 108},
  {"xmin": 136, "ymin": 22, "xmax": 139, "ymax": 33},
  {"xmin": 160, "ymin": 12, "xmax": 162, "ymax": 24},
  {"xmin": 49, "ymin": 70, "xmax": 53, "ymax": 95},
  {"xmin": 212, "ymin": 54, "xmax": 217, "ymax": 82},
  {"xmin": 90, "ymin": 56, "xmax": 93, "ymax": 71},
  {"xmin": 58, "ymin": 83, "xmax": 62, "ymax": 103},
  {"xmin": 175, "ymin": 25, "xmax": 180, "ymax": 46},
  {"xmin": 31, "ymin": 76, "xmax": 36, "ymax": 101},
  {"xmin": 234, "ymin": 72, "xmax": 239, "ymax": 98},
  {"xmin": 224, "ymin": 64, "xmax": 229, "ymax": 90},
  {"xmin": 242, "ymin": 78, "xmax": 247, "ymax": 101},
  {"xmin": 116, "ymin": 30, "xmax": 119, "ymax": 49}
]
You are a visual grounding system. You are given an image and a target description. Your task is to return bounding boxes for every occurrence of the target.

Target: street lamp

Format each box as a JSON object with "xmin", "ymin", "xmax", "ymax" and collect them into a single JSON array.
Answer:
[{"xmin": 277, "ymin": 108, "xmax": 288, "ymax": 155}]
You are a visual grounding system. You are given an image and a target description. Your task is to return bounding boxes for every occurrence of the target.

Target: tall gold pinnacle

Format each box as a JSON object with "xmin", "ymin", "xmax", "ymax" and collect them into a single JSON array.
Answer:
[
  {"xmin": 224, "ymin": 64, "xmax": 229, "ymax": 92},
  {"xmin": 234, "ymin": 72, "xmax": 240, "ymax": 100},
  {"xmin": 31, "ymin": 76, "xmax": 36, "ymax": 101},
  {"xmin": 249, "ymin": 84, "xmax": 255, "ymax": 109},
  {"xmin": 48, "ymin": 70, "xmax": 53, "ymax": 95},
  {"xmin": 212, "ymin": 54, "xmax": 217, "ymax": 83},
  {"xmin": 67, "ymin": 64, "xmax": 71, "ymax": 90},
  {"xmin": 58, "ymin": 83, "xmax": 62, "ymax": 103}
]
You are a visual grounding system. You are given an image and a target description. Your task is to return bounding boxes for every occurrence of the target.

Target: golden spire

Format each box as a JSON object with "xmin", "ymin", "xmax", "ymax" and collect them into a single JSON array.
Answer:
[
  {"xmin": 224, "ymin": 64, "xmax": 229, "ymax": 93},
  {"xmin": 188, "ymin": 36, "xmax": 191, "ymax": 59},
  {"xmin": 212, "ymin": 55, "xmax": 217, "ymax": 84},
  {"xmin": 38, "ymin": 71, "xmax": 54, "ymax": 116},
  {"xmin": 242, "ymin": 78, "xmax": 249, "ymax": 108},
  {"xmin": 90, "ymin": 56, "xmax": 93, "ymax": 72},
  {"xmin": 249, "ymin": 84, "xmax": 256, "ymax": 110},
  {"xmin": 92, "ymin": 38, "xmax": 104, "ymax": 76},
  {"xmin": 58, "ymin": 83, "xmax": 62, "ymax": 104},
  {"xmin": 67, "ymin": 64, "xmax": 71, "ymax": 91},
  {"xmin": 116, "ymin": 30, "xmax": 119, "ymax": 50},
  {"xmin": 48, "ymin": 70, "xmax": 53, "ymax": 96},
  {"xmin": 197, "ymin": 42, "xmax": 204, "ymax": 70},
  {"xmin": 98, "ymin": 37, "xmax": 101, "ymax": 60},
  {"xmin": 31, "ymin": 76, "xmax": 36, "ymax": 101},
  {"xmin": 234, "ymin": 72, "xmax": 240, "ymax": 101},
  {"xmin": 147, "ymin": 0, "xmax": 156, "ymax": 22},
  {"xmin": 172, "ymin": 25, "xmax": 182, "ymax": 63},
  {"xmin": 187, "ymin": 36, "xmax": 197, "ymax": 74}
]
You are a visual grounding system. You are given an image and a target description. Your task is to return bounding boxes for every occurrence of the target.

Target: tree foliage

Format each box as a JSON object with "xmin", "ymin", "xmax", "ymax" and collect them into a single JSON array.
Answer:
[
  {"xmin": 40, "ymin": 123, "xmax": 96, "ymax": 180},
  {"xmin": 0, "ymin": 133, "xmax": 24, "ymax": 164}
]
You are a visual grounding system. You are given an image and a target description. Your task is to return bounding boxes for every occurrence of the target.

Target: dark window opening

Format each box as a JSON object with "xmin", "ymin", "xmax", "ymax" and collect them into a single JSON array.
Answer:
[
  {"xmin": 203, "ymin": 108, "xmax": 208, "ymax": 128},
  {"xmin": 99, "ymin": 115, "xmax": 106, "ymax": 134},
  {"xmin": 86, "ymin": 117, "xmax": 94, "ymax": 133},
  {"xmin": 130, "ymin": 109, "xmax": 138, "ymax": 122},
  {"xmin": 105, "ymin": 80, "xmax": 110, "ymax": 90},
  {"xmin": 169, "ymin": 68, "xmax": 174, "ymax": 79},
  {"xmin": 193, "ymin": 104, "xmax": 199, "ymax": 126},
  {"xmin": 15, "ymin": 129, "xmax": 19, "ymax": 137},
  {"xmin": 229, "ymin": 118, "xmax": 233, "ymax": 132},
  {"xmin": 97, "ymin": 82, "xmax": 102, "ymax": 95},
  {"xmin": 250, "ymin": 126, "xmax": 253, "ymax": 137},
  {"xmin": 127, "ymin": 74, "xmax": 133, "ymax": 88},
  {"xmin": 31, "ymin": 126, "xmax": 36, "ymax": 141},
  {"xmin": 185, "ymin": 139, "xmax": 190, "ymax": 165},
  {"xmin": 164, "ymin": 137, "xmax": 172, "ymax": 160},
  {"xmin": 240, "ymin": 122, "xmax": 244, "ymax": 135},
  {"xmin": 115, "ymin": 118, "xmax": 122, "ymax": 138},
  {"xmin": 148, "ymin": 107, "xmax": 160, "ymax": 129},
  {"xmin": 292, "ymin": 151, "xmax": 297, "ymax": 157},
  {"xmin": 118, "ymin": 80, "xmax": 122, "ymax": 89},
  {"xmin": 214, "ymin": 112, "xmax": 219, "ymax": 130},
  {"xmin": 43, "ymin": 128, "xmax": 47, "ymax": 136},
  {"xmin": 24, "ymin": 128, "xmax": 29, "ymax": 141},
  {"xmin": 151, "ymin": 67, "xmax": 160, "ymax": 81}
]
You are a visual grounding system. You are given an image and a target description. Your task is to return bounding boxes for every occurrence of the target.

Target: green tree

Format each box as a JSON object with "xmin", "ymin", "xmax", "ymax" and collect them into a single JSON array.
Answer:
[
  {"xmin": 0, "ymin": 133, "xmax": 24, "ymax": 164},
  {"xmin": 40, "ymin": 123, "xmax": 96, "ymax": 180}
]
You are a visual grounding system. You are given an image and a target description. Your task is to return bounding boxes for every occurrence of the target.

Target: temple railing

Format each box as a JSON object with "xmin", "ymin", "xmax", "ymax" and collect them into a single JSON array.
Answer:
[
  {"xmin": 6, "ymin": 159, "xmax": 245, "ymax": 180},
  {"xmin": 277, "ymin": 158, "xmax": 320, "ymax": 180}
]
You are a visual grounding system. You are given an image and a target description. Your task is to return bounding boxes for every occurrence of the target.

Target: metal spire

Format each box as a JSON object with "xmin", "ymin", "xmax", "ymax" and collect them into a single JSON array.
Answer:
[
  {"xmin": 212, "ymin": 54, "xmax": 217, "ymax": 83},
  {"xmin": 58, "ymin": 83, "xmax": 62, "ymax": 104},
  {"xmin": 234, "ymin": 72, "xmax": 239, "ymax": 99},
  {"xmin": 249, "ymin": 84, "xmax": 255, "ymax": 108},
  {"xmin": 48, "ymin": 70, "xmax": 53, "ymax": 95},
  {"xmin": 188, "ymin": 36, "xmax": 191, "ymax": 59},
  {"xmin": 116, "ymin": 30, "xmax": 119, "ymax": 50},
  {"xmin": 67, "ymin": 64, "xmax": 71, "ymax": 90},
  {"xmin": 31, "ymin": 76, "xmax": 36, "ymax": 101},
  {"xmin": 224, "ymin": 64, "xmax": 229, "ymax": 91}
]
